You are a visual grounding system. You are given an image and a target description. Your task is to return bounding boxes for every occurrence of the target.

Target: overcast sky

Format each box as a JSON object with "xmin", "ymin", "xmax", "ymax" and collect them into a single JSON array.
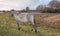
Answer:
[{"xmin": 0, "ymin": 0, "xmax": 51, "ymax": 10}]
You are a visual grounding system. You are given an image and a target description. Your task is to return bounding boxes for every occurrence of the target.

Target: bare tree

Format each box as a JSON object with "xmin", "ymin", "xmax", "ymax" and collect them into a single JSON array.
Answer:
[
  {"xmin": 26, "ymin": 7, "xmax": 30, "ymax": 11},
  {"xmin": 36, "ymin": 5, "xmax": 46, "ymax": 10},
  {"xmin": 48, "ymin": 0, "xmax": 60, "ymax": 8}
]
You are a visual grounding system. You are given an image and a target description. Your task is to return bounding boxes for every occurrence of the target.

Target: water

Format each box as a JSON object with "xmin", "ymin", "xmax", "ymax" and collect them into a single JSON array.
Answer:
[{"xmin": 19, "ymin": 12, "xmax": 52, "ymax": 14}]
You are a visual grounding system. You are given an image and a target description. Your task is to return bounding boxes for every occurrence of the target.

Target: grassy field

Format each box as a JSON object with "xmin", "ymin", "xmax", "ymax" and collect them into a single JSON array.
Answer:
[{"xmin": 0, "ymin": 14, "xmax": 60, "ymax": 36}]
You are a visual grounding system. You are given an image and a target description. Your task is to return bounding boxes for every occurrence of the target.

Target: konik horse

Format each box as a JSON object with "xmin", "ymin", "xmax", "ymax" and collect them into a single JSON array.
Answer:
[{"xmin": 11, "ymin": 10, "xmax": 37, "ymax": 32}]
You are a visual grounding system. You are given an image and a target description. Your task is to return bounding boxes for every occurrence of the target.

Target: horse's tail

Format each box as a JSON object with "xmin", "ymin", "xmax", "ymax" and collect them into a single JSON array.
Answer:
[{"xmin": 34, "ymin": 15, "xmax": 36, "ymax": 24}]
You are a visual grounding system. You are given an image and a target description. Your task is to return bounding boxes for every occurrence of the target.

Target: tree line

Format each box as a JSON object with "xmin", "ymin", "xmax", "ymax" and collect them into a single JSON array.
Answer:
[
  {"xmin": 26, "ymin": 0, "xmax": 60, "ymax": 13},
  {"xmin": 37, "ymin": 0, "xmax": 60, "ymax": 13}
]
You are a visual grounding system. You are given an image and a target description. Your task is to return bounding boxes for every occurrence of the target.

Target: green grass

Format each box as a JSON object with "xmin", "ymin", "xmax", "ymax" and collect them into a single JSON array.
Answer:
[{"xmin": 0, "ymin": 15, "xmax": 60, "ymax": 36}]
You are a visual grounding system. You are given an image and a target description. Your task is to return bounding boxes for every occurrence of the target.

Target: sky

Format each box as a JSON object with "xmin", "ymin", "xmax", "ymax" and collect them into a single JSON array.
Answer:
[{"xmin": 0, "ymin": 0, "xmax": 51, "ymax": 10}]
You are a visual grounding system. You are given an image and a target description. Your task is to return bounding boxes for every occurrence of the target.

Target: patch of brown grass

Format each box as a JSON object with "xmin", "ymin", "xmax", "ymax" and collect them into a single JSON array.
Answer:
[
  {"xmin": 43, "ymin": 14, "xmax": 60, "ymax": 28},
  {"xmin": 35, "ymin": 14, "xmax": 57, "ymax": 23}
]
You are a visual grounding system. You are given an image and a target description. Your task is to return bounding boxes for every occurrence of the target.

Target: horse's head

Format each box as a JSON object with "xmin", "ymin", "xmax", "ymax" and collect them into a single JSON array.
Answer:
[
  {"xmin": 10, "ymin": 9, "xmax": 20, "ymax": 16},
  {"xmin": 10, "ymin": 9, "xmax": 15, "ymax": 16}
]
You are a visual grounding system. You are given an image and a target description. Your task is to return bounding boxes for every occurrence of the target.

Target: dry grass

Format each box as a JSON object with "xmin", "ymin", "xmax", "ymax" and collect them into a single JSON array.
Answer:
[
  {"xmin": 42, "ymin": 14, "xmax": 60, "ymax": 28},
  {"xmin": 35, "ymin": 13, "xmax": 58, "ymax": 23}
]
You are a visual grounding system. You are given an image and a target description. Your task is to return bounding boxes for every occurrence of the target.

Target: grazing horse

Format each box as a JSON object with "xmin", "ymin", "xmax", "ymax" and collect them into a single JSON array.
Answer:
[{"xmin": 11, "ymin": 11, "xmax": 37, "ymax": 32}]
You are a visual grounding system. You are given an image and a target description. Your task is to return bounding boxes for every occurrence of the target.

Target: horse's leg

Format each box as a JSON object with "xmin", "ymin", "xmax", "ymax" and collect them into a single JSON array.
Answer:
[
  {"xmin": 31, "ymin": 21, "xmax": 37, "ymax": 33},
  {"xmin": 16, "ymin": 20, "xmax": 21, "ymax": 30},
  {"xmin": 29, "ymin": 16, "xmax": 37, "ymax": 33}
]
